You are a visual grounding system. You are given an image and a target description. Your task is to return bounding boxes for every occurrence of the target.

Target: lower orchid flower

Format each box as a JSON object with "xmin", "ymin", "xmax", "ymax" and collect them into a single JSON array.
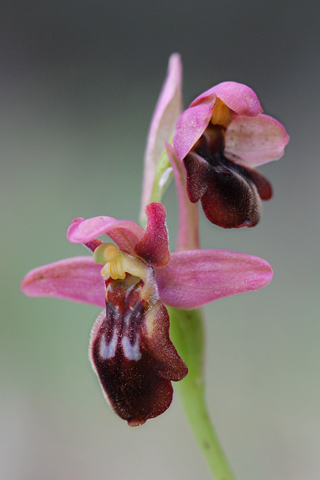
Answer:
[
  {"xmin": 21, "ymin": 202, "xmax": 273, "ymax": 426},
  {"xmin": 173, "ymin": 81, "xmax": 289, "ymax": 228}
]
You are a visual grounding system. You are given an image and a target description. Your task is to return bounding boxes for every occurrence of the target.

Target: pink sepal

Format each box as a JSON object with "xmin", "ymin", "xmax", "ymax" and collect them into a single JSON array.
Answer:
[
  {"xmin": 155, "ymin": 250, "xmax": 273, "ymax": 310},
  {"xmin": 226, "ymin": 114, "xmax": 290, "ymax": 166},
  {"xmin": 135, "ymin": 202, "xmax": 170, "ymax": 267},
  {"xmin": 173, "ymin": 103, "xmax": 212, "ymax": 161},
  {"xmin": 67, "ymin": 216, "xmax": 144, "ymax": 255},
  {"xmin": 140, "ymin": 53, "xmax": 182, "ymax": 217},
  {"xmin": 190, "ymin": 81, "xmax": 262, "ymax": 117},
  {"xmin": 21, "ymin": 257, "xmax": 105, "ymax": 307}
]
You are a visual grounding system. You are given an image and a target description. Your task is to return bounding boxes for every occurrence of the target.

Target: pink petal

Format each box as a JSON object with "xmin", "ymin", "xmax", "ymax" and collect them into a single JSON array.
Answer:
[
  {"xmin": 190, "ymin": 81, "xmax": 262, "ymax": 117},
  {"xmin": 21, "ymin": 257, "xmax": 105, "ymax": 307},
  {"xmin": 67, "ymin": 217, "xmax": 144, "ymax": 255},
  {"xmin": 173, "ymin": 103, "xmax": 213, "ymax": 161},
  {"xmin": 225, "ymin": 114, "xmax": 290, "ymax": 166},
  {"xmin": 135, "ymin": 202, "xmax": 170, "ymax": 267},
  {"xmin": 140, "ymin": 53, "xmax": 182, "ymax": 217},
  {"xmin": 155, "ymin": 250, "xmax": 273, "ymax": 310}
]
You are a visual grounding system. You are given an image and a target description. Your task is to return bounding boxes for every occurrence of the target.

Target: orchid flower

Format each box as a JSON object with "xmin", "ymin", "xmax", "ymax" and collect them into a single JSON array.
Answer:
[
  {"xmin": 173, "ymin": 82, "xmax": 289, "ymax": 228},
  {"xmin": 21, "ymin": 202, "xmax": 272, "ymax": 426}
]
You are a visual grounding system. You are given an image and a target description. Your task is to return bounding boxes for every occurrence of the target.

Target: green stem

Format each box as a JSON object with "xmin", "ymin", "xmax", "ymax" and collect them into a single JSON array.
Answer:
[{"xmin": 168, "ymin": 306, "xmax": 236, "ymax": 480}]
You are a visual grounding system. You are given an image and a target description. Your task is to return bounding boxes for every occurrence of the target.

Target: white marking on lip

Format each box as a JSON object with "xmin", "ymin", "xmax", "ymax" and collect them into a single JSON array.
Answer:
[
  {"xmin": 99, "ymin": 332, "xmax": 118, "ymax": 359},
  {"xmin": 121, "ymin": 336, "xmax": 141, "ymax": 361}
]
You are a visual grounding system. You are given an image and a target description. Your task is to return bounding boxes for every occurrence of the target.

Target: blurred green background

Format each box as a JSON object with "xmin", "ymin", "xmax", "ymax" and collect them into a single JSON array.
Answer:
[{"xmin": 1, "ymin": 1, "xmax": 320, "ymax": 479}]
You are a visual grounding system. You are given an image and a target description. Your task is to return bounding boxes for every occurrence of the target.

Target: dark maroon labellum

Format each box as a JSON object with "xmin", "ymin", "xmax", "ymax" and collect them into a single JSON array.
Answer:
[
  {"xmin": 90, "ymin": 276, "xmax": 187, "ymax": 426},
  {"xmin": 184, "ymin": 125, "xmax": 272, "ymax": 229}
]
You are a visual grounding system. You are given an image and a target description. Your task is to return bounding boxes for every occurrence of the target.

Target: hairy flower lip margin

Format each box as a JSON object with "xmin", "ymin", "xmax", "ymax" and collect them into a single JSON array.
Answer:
[
  {"xmin": 182, "ymin": 143, "xmax": 273, "ymax": 229},
  {"xmin": 88, "ymin": 259, "xmax": 188, "ymax": 426}
]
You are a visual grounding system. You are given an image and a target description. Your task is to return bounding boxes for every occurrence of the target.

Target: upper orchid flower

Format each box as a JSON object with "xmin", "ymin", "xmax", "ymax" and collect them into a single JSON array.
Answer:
[
  {"xmin": 21, "ymin": 202, "xmax": 273, "ymax": 426},
  {"xmin": 173, "ymin": 82, "xmax": 289, "ymax": 228}
]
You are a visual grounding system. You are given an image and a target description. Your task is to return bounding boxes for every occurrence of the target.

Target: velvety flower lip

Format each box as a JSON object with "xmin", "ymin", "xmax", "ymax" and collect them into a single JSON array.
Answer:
[
  {"xmin": 90, "ymin": 292, "xmax": 187, "ymax": 426},
  {"xmin": 183, "ymin": 134, "xmax": 273, "ymax": 228},
  {"xmin": 21, "ymin": 202, "xmax": 273, "ymax": 425},
  {"xmin": 173, "ymin": 81, "xmax": 289, "ymax": 229}
]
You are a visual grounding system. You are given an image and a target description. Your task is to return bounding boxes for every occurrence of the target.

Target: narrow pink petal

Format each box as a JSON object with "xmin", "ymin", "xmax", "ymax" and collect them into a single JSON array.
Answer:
[
  {"xmin": 155, "ymin": 250, "xmax": 273, "ymax": 310},
  {"xmin": 140, "ymin": 53, "xmax": 182, "ymax": 218},
  {"xmin": 67, "ymin": 217, "xmax": 144, "ymax": 255},
  {"xmin": 135, "ymin": 202, "xmax": 170, "ymax": 267},
  {"xmin": 190, "ymin": 81, "xmax": 262, "ymax": 117},
  {"xmin": 21, "ymin": 257, "xmax": 105, "ymax": 307},
  {"xmin": 225, "ymin": 114, "xmax": 290, "ymax": 166},
  {"xmin": 173, "ymin": 103, "xmax": 212, "ymax": 161},
  {"xmin": 166, "ymin": 144, "xmax": 199, "ymax": 252}
]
